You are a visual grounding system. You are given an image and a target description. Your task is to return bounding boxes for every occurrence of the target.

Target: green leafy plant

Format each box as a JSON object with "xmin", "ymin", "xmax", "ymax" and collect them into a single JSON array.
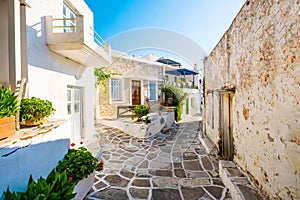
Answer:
[
  {"xmin": 132, "ymin": 104, "xmax": 149, "ymax": 121},
  {"xmin": 94, "ymin": 67, "xmax": 121, "ymax": 92},
  {"xmin": 160, "ymin": 85, "xmax": 186, "ymax": 121},
  {"xmin": 0, "ymin": 86, "xmax": 19, "ymax": 119},
  {"xmin": 56, "ymin": 147, "xmax": 103, "ymax": 182},
  {"xmin": 3, "ymin": 169, "xmax": 76, "ymax": 200},
  {"xmin": 20, "ymin": 97, "xmax": 55, "ymax": 122}
]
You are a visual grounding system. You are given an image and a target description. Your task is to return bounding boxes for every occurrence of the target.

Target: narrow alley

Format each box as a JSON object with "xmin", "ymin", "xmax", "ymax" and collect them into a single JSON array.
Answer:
[{"xmin": 86, "ymin": 117, "xmax": 231, "ymax": 200}]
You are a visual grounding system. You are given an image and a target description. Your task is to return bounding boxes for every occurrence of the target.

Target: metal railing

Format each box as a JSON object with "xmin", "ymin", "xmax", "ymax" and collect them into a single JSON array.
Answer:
[
  {"xmin": 52, "ymin": 17, "xmax": 76, "ymax": 32},
  {"xmin": 50, "ymin": 17, "xmax": 107, "ymax": 48},
  {"xmin": 89, "ymin": 26, "xmax": 106, "ymax": 47}
]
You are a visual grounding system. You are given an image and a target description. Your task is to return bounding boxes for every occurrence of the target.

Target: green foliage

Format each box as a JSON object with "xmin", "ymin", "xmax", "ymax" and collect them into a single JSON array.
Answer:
[
  {"xmin": 0, "ymin": 86, "xmax": 19, "ymax": 119},
  {"xmin": 160, "ymin": 85, "xmax": 186, "ymax": 122},
  {"xmin": 20, "ymin": 97, "xmax": 55, "ymax": 121},
  {"xmin": 56, "ymin": 147, "xmax": 102, "ymax": 182},
  {"xmin": 3, "ymin": 169, "xmax": 76, "ymax": 200},
  {"xmin": 143, "ymin": 118, "xmax": 151, "ymax": 124},
  {"xmin": 133, "ymin": 104, "xmax": 149, "ymax": 120},
  {"xmin": 176, "ymin": 104, "xmax": 182, "ymax": 122},
  {"xmin": 94, "ymin": 68, "xmax": 121, "ymax": 92}
]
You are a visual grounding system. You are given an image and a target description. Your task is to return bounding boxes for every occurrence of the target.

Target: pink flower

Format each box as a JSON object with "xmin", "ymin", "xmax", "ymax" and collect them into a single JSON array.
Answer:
[{"xmin": 70, "ymin": 143, "xmax": 75, "ymax": 147}]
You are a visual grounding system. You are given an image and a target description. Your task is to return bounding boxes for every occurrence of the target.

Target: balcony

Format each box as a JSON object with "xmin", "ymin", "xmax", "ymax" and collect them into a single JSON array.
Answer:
[{"xmin": 45, "ymin": 15, "xmax": 111, "ymax": 67}]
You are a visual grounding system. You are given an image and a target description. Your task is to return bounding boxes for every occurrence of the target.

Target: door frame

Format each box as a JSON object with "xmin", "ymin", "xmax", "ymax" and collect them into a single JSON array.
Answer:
[
  {"xmin": 67, "ymin": 86, "xmax": 83, "ymax": 141},
  {"xmin": 131, "ymin": 80, "xmax": 141, "ymax": 105},
  {"xmin": 219, "ymin": 90, "xmax": 234, "ymax": 160}
]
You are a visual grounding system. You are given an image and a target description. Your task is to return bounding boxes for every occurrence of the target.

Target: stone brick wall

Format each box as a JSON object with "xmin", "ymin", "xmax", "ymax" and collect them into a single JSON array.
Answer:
[
  {"xmin": 99, "ymin": 57, "xmax": 164, "ymax": 118},
  {"xmin": 203, "ymin": 0, "xmax": 300, "ymax": 199}
]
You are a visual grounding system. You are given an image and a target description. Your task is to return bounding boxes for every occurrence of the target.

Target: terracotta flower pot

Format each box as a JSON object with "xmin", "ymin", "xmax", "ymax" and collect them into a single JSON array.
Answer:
[
  {"xmin": 0, "ymin": 116, "xmax": 16, "ymax": 139},
  {"xmin": 24, "ymin": 117, "xmax": 44, "ymax": 126}
]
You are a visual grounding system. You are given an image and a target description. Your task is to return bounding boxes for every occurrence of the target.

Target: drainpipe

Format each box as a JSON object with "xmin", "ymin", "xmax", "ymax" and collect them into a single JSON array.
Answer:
[
  {"xmin": 20, "ymin": 0, "xmax": 30, "ymax": 82},
  {"xmin": 7, "ymin": 0, "xmax": 17, "ymax": 92}
]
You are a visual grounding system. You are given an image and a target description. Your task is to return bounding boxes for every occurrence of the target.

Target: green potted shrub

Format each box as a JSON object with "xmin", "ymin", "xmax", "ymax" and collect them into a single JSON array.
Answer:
[
  {"xmin": 0, "ymin": 86, "xmax": 19, "ymax": 139},
  {"xmin": 56, "ymin": 145, "xmax": 103, "ymax": 200},
  {"xmin": 3, "ymin": 169, "xmax": 76, "ymax": 200},
  {"xmin": 132, "ymin": 104, "xmax": 149, "ymax": 121},
  {"xmin": 20, "ymin": 97, "xmax": 55, "ymax": 126}
]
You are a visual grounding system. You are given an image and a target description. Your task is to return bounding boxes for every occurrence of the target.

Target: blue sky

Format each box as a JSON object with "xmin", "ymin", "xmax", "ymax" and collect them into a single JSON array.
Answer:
[
  {"xmin": 85, "ymin": 0, "xmax": 245, "ymax": 68},
  {"xmin": 85, "ymin": 0, "xmax": 245, "ymax": 54}
]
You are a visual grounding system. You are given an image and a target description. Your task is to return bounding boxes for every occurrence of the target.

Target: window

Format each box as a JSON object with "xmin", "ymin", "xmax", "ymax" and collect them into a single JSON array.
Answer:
[
  {"xmin": 149, "ymin": 81, "xmax": 157, "ymax": 101},
  {"xmin": 111, "ymin": 79, "xmax": 121, "ymax": 100},
  {"xmin": 63, "ymin": 2, "xmax": 76, "ymax": 32},
  {"xmin": 67, "ymin": 89, "xmax": 71, "ymax": 115}
]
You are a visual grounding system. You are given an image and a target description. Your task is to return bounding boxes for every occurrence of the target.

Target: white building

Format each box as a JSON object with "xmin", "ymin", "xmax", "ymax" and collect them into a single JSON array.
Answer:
[
  {"xmin": 0, "ymin": 0, "xmax": 111, "ymax": 141},
  {"xmin": 0, "ymin": 0, "xmax": 111, "ymax": 195}
]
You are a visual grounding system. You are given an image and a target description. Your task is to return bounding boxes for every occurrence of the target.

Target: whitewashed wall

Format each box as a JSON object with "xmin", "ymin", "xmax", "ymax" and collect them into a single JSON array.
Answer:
[
  {"xmin": 0, "ymin": 124, "xmax": 70, "ymax": 198},
  {"xmin": 26, "ymin": 0, "xmax": 96, "ymax": 140}
]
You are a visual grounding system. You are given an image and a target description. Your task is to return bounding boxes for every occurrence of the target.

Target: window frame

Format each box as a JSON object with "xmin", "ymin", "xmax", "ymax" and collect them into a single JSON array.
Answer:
[
  {"xmin": 148, "ymin": 81, "xmax": 157, "ymax": 101},
  {"xmin": 63, "ymin": 1, "xmax": 76, "ymax": 32},
  {"xmin": 110, "ymin": 78, "xmax": 124, "ymax": 103}
]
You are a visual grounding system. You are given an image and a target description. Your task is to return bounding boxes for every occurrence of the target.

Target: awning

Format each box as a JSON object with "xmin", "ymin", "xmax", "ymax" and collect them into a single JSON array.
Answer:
[
  {"xmin": 165, "ymin": 68, "xmax": 198, "ymax": 76},
  {"xmin": 157, "ymin": 58, "xmax": 181, "ymax": 67}
]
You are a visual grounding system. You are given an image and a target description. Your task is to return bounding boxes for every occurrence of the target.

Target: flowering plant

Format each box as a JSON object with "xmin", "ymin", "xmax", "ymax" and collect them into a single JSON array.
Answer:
[{"xmin": 56, "ymin": 144, "xmax": 103, "ymax": 182}]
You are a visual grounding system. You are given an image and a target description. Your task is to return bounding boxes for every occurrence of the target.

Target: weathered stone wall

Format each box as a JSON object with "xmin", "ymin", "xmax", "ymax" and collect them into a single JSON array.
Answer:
[
  {"xmin": 204, "ymin": 0, "xmax": 300, "ymax": 199},
  {"xmin": 99, "ymin": 57, "xmax": 164, "ymax": 118}
]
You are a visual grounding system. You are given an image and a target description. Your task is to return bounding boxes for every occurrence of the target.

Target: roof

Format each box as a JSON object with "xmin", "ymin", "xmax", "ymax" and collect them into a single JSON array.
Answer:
[
  {"xmin": 156, "ymin": 58, "xmax": 181, "ymax": 67},
  {"xmin": 165, "ymin": 68, "xmax": 198, "ymax": 76}
]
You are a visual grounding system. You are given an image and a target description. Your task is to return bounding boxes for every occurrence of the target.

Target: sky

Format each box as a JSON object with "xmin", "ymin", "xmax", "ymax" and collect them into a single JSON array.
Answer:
[{"xmin": 84, "ymin": 0, "xmax": 246, "ymax": 67}]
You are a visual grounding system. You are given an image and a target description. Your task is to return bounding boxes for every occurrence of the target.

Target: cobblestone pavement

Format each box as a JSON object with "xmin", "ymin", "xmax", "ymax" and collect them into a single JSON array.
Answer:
[{"xmin": 86, "ymin": 117, "xmax": 232, "ymax": 200}]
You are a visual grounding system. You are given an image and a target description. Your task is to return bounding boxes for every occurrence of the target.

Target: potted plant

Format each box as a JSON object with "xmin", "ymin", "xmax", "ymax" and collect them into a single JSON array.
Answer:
[
  {"xmin": 131, "ymin": 104, "xmax": 149, "ymax": 122},
  {"xmin": 56, "ymin": 145, "xmax": 103, "ymax": 200},
  {"xmin": 3, "ymin": 169, "xmax": 76, "ymax": 200},
  {"xmin": 20, "ymin": 97, "xmax": 55, "ymax": 126},
  {"xmin": 0, "ymin": 86, "xmax": 19, "ymax": 139}
]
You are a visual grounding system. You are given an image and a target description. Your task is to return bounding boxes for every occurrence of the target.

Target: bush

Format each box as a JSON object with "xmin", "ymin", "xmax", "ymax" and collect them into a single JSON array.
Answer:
[
  {"xmin": 160, "ymin": 85, "xmax": 186, "ymax": 122},
  {"xmin": 176, "ymin": 104, "xmax": 183, "ymax": 122},
  {"xmin": 20, "ymin": 97, "xmax": 55, "ymax": 121},
  {"xmin": 3, "ymin": 169, "xmax": 76, "ymax": 200},
  {"xmin": 0, "ymin": 86, "xmax": 19, "ymax": 119},
  {"xmin": 56, "ymin": 147, "xmax": 102, "ymax": 182},
  {"xmin": 133, "ymin": 104, "xmax": 149, "ymax": 120}
]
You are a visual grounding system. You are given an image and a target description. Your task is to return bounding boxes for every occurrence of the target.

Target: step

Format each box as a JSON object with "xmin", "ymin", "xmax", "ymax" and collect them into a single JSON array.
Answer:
[{"xmin": 219, "ymin": 160, "xmax": 266, "ymax": 200}]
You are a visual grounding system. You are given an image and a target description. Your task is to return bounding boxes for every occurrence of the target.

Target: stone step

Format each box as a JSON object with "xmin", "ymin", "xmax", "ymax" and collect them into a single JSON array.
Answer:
[{"xmin": 219, "ymin": 160, "xmax": 266, "ymax": 200}]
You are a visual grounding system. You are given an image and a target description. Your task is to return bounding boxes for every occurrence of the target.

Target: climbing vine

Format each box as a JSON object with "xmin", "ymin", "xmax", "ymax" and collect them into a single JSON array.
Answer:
[
  {"xmin": 94, "ymin": 67, "xmax": 121, "ymax": 93},
  {"xmin": 160, "ymin": 85, "xmax": 187, "ymax": 121}
]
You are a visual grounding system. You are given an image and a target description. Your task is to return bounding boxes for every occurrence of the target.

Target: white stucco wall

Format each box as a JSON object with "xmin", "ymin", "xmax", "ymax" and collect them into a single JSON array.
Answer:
[
  {"xmin": 26, "ymin": 0, "xmax": 96, "ymax": 140},
  {"xmin": 0, "ymin": 124, "xmax": 70, "ymax": 198},
  {"xmin": 182, "ymin": 88, "xmax": 201, "ymax": 117},
  {"xmin": 0, "ymin": 0, "xmax": 98, "ymax": 197}
]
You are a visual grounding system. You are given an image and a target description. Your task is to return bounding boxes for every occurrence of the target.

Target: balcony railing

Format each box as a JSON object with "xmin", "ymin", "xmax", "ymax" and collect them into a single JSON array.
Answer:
[
  {"xmin": 49, "ymin": 16, "xmax": 107, "ymax": 48},
  {"xmin": 45, "ymin": 15, "xmax": 111, "ymax": 66},
  {"xmin": 51, "ymin": 17, "xmax": 76, "ymax": 33},
  {"xmin": 89, "ymin": 26, "xmax": 106, "ymax": 47},
  {"xmin": 166, "ymin": 81, "xmax": 199, "ymax": 89}
]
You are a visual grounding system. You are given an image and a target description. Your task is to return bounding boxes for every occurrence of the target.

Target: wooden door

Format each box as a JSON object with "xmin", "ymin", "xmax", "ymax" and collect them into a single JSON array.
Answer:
[
  {"xmin": 221, "ymin": 92, "xmax": 234, "ymax": 160},
  {"xmin": 132, "ymin": 80, "xmax": 141, "ymax": 105}
]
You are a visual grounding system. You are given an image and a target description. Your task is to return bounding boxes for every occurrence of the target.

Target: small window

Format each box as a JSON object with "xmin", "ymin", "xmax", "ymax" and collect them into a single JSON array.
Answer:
[
  {"xmin": 111, "ymin": 79, "xmax": 121, "ymax": 100},
  {"xmin": 63, "ymin": 2, "xmax": 76, "ymax": 32},
  {"xmin": 149, "ymin": 81, "xmax": 156, "ymax": 101},
  {"xmin": 67, "ymin": 90, "xmax": 71, "ymax": 101}
]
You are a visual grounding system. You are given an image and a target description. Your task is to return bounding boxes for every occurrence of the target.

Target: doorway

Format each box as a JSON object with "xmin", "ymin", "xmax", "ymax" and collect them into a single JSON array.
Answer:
[
  {"xmin": 131, "ymin": 80, "xmax": 141, "ymax": 105},
  {"xmin": 219, "ymin": 91, "xmax": 234, "ymax": 160},
  {"xmin": 67, "ymin": 86, "xmax": 83, "ymax": 141}
]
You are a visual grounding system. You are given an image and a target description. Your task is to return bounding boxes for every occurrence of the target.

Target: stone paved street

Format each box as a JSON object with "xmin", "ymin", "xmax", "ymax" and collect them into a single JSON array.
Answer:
[{"xmin": 86, "ymin": 117, "xmax": 231, "ymax": 200}]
